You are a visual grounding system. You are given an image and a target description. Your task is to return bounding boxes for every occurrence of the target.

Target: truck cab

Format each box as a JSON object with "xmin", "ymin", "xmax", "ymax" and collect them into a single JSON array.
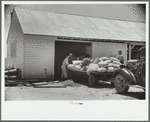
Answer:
[{"xmin": 114, "ymin": 46, "xmax": 145, "ymax": 94}]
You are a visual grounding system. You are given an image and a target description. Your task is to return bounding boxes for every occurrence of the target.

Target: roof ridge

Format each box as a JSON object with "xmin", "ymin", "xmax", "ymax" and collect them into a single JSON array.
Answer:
[{"xmin": 16, "ymin": 8, "xmax": 145, "ymax": 24}]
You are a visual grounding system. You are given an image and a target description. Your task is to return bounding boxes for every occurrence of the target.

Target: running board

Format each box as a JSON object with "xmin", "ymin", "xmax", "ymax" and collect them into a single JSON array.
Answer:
[{"xmin": 129, "ymin": 85, "xmax": 145, "ymax": 89}]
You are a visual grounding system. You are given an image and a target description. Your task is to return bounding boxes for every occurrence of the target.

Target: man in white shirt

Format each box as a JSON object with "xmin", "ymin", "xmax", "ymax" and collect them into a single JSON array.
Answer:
[{"xmin": 61, "ymin": 53, "xmax": 72, "ymax": 80}]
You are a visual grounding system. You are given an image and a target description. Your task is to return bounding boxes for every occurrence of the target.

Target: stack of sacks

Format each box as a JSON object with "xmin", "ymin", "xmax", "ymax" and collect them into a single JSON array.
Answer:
[
  {"xmin": 87, "ymin": 63, "xmax": 99, "ymax": 75},
  {"xmin": 97, "ymin": 60, "xmax": 108, "ymax": 73},
  {"xmin": 70, "ymin": 56, "xmax": 121, "ymax": 73},
  {"xmin": 97, "ymin": 56, "xmax": 122, "ymax": 73},
  {"xmin": 109, "ymin": 57, "xmax": 121, "ymax": 71}
]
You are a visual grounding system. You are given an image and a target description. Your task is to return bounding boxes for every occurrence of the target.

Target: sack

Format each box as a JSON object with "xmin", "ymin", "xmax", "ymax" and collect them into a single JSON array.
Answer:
[
  {"xmin": 107, "ymin": 67, "xmax": 115, "ymax": 72},
  {"xmin": 87, "ymin": 63, "xmax": 99, "ymax": 75},
  {"xmin": 98, "ymin": 58, "xmax": 103, "ymax": 62},
  {"xmin": 97, "ymin": 67, "xmax": 107, "ymax": 72},
  {"xmin": 105, "ymin": 60, "xmax": 111, "ymax": 64},
  {"xmin": 108, "ymin": 63, "xmax": 113, "ymax": 67},
  {"xmin": 74, "ymin": 65, "xmax": 81, "ymax": 70},
  {"xmin": 101, "ymin": 57, "xmax": 109, "ymax": 61},
  {"xmin": 113, "ymin": 64, "xmax": 120, "ymax": 70},
  {"xmin": 113, "ymin": 60, "xmax": 122, "ymax": 65},
  {"xmin": 67, "ymin": 64, "xmax": 74, "ymax": 69},
  {"xmin": 98, "ymin": 61, "xmax": 108, "ymax": 68},
  {"xmin": 72, "ymin": 60, "xmax": 82, "ymax": 65},
  {"xmin": 109, "ymin": 57, "xmax": 119, "ymax": 62}
]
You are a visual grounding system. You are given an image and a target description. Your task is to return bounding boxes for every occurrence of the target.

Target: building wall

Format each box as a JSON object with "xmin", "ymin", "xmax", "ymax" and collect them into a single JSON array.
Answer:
[
  {"xmin": 7, "ymin": 11, "xmax": 24, "ymax": 77},
  {"xmin": 5, "ymin": 5, "xmax": 16, "ymax": 58},
  {"xmin": 92, "ymin": 42, "xmax": 128, "ymax": 64},
  {"xmin": 24, "ymin": 35, "xmax": 55, "ymax": 78}
]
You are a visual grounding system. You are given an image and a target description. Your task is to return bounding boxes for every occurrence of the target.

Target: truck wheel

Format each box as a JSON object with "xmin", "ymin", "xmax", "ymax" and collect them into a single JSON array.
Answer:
[
  {"xmin": 88, "ymin": 74, "xmax": 97, "ymax": 86},
  {"xmin": 114, "ymin": 74, "xmax": 129, "ymax": 94}
]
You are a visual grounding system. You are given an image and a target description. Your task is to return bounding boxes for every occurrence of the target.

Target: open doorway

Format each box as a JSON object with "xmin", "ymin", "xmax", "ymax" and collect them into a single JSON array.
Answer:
[{"xmin": 54, "ymin": 41, "xmax": 91, "ymax": 80}]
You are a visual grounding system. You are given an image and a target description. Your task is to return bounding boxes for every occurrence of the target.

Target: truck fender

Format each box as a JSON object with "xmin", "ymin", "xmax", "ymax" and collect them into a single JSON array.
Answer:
[{"xmin": 114, "ymin": 68, "xmax": 137, "ymax": 85}]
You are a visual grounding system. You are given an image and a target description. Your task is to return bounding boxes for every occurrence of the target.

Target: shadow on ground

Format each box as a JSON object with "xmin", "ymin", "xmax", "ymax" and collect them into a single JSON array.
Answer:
[
  {"xmin": 72, "ymin": 77, "xmax": 145, "ymax": 100},
  {"xmin": 116, "ymin": 91, "xmax": 145, "ymax": 100},
  {"xmin": 72, "ymin": 77, "xmax": 114, "ymax": 89}
]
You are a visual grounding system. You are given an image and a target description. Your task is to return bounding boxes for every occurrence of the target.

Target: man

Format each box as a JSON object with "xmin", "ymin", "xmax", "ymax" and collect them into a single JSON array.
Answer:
[
  {"xmin": 118, "ymin": 50, "xmax": 124, "ymax": 64},
  {"xmin": 61, "ymin": 53, "xmax": 72, "ymax": 80}
]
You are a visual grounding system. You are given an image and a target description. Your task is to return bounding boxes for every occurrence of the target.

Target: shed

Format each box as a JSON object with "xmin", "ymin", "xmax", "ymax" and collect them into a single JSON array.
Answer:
[{"xmin": 7, "ymin": 8, "xmax": 146, "ymax": 79}]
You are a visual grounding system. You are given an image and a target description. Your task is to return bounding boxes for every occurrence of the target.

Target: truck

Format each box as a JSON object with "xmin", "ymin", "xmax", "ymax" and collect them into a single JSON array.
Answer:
[
  {"xmin": 114, "ymin": 46, "xmax": 145, "ymax": 94},
  {"xmin": 67, "ymin": 66, "xmax": 114, "ymax": 87}
]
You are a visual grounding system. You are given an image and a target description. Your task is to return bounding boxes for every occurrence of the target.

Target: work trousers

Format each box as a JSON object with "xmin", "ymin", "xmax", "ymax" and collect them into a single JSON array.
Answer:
[{"xmin": 61, "ymin": 65, "xmax": 68, "ymax": 79}]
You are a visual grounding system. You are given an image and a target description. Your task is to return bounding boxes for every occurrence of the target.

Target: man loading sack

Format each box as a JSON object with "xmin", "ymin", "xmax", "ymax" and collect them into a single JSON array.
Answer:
[{"xmin": 61, "ymin": 53, "xmax": 73, "ymax": 80}]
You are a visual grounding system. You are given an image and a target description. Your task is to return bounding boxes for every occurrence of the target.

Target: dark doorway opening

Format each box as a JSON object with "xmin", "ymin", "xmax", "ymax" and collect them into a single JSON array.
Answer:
[{"xmin": 54, "ymin": 41, "xmax": 91, "ymax": 80}]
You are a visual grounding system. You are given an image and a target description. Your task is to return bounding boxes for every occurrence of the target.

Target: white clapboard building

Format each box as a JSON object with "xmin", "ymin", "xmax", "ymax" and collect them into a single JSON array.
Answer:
[{"xmin": 7, "ymin": 8, "xmax": 145, "ymax": 79}]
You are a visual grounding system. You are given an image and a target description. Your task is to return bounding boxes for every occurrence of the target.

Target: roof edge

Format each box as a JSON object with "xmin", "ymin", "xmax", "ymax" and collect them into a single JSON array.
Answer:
[{"xmin": 16, "ymin": 8, "xmax": 146, "ymax": 24}]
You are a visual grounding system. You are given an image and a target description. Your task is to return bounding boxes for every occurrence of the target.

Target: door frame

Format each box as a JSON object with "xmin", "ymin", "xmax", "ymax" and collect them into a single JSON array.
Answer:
[{"xmin": 54, "ymin": 39, "xmax": 92, "ymax": 79}]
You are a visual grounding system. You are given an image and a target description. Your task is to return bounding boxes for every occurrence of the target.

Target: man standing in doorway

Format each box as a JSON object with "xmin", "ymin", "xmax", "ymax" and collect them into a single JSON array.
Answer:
[
  {"xmin": 61, "ymin": 53, "xmax": 73, "ymax": 80},
  {"xmin": 118, "ymin": 50, "xmax": 124, "ymax": 64}
]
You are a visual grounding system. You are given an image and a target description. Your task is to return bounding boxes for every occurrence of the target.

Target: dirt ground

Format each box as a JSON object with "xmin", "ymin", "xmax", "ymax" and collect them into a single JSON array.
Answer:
[{"xmin": 5, "ymin": 78, "xmax": 145, "ymax": 101}]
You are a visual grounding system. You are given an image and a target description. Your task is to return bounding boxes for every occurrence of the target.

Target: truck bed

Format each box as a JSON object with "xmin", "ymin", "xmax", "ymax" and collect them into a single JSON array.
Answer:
[{"xmin": 67, "ymin": 67, "xmax": 114, "ymax": 79}]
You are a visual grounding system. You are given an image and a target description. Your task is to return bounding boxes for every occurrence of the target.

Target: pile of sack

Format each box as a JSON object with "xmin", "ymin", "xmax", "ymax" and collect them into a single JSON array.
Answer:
[{"xmin": 67, "ymin": 56, "xmax": 122, "ymax": 75}]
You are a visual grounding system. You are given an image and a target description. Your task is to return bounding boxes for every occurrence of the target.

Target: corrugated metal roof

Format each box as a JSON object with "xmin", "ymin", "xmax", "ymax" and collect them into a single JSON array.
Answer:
[{"xmin": 16, "ymin": 8, "xmax": 146, "ymax": 42}]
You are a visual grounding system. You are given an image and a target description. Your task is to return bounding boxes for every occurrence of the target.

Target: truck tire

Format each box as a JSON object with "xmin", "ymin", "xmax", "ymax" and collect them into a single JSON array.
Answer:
[
  {"xmin": 114, "ymin": 74, "xmax": 129, "ymax": 94},
  {"xmin": 88, "ymin": 74, "xmax": 97, "ymax": 87}
]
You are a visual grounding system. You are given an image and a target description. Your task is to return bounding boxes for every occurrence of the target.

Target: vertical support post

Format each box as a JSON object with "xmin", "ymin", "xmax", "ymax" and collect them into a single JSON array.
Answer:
[
  {"xmin": 127, "ymin": 44, "xmax": 129, "ymax": 60},
  {"xmin": 91, "ymin": 42, "xmax": 93, "ymax": 58},
  {"xmin": 129, "ymin": 44, "xmax": 131, "ymax": 60}
]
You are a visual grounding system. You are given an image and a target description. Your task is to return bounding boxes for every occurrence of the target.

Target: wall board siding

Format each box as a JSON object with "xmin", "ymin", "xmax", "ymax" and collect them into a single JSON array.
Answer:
[
  {"xmin": 24, "ymin": 37, "xmax": 55, "ymax": 78},
  {"xmin": 7, "ymin": 13, "xmax": 24, "ymax": 78},
  {"xmin": 92, "ymin": 42, "xmax": 128, "ymax": 64}
]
